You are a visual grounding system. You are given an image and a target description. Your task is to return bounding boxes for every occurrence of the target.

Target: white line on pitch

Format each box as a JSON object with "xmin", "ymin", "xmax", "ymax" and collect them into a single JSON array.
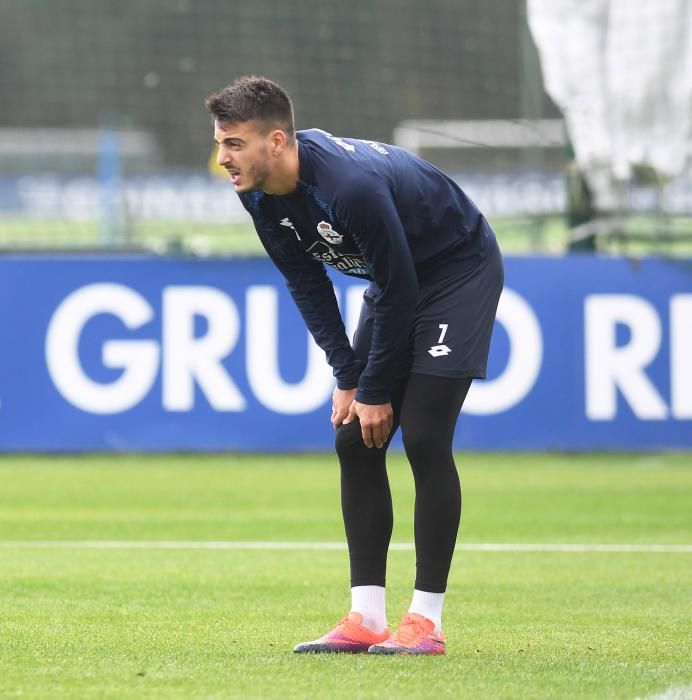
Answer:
[
  {"xmin": 637, "ymin": 684, "xmax": 692, "ymax": 700},
  {"xmin": 0, "ymin": 541, "xmax": 690, "ymax": 553}
]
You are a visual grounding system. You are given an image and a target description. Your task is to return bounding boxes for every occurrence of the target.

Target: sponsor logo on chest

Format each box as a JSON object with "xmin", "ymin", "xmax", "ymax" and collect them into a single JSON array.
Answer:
[{"xmin": 317, "ymin": 221, "xmax": 343, "ymax": 245}]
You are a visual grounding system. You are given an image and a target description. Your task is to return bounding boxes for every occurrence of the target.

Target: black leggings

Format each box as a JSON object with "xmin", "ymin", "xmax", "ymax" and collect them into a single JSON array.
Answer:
[{"xmin": 335, "ymin": 373, "xmax": 472, "ymax": 593}]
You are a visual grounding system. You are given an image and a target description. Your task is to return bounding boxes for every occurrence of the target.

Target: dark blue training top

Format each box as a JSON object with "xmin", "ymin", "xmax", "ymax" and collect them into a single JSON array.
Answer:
[{"xmin": 238, "ymin": 128, "xmax": 493, "ymax": 404}]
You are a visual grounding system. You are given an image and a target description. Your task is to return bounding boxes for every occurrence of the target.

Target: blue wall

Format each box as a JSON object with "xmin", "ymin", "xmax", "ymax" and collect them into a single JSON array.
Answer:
[{"xmin": 1, "ymin": 255, "xmax": 690, "ymax": 451}]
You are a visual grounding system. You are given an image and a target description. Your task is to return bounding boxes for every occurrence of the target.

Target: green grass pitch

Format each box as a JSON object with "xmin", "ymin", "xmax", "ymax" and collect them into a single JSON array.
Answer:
[
  {"xmin": 0, "ymin": 452, "xmax": 690, "ymax": 699},
  {"xmin": 3, "ymin": 216, "xmax": 692, "ymax": 256}
]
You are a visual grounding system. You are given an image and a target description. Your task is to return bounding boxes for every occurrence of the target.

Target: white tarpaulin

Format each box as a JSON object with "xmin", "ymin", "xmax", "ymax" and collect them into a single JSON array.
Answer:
[{"xmin": 527, "ymin": 0, "xmax": 692, "ymax": 210}]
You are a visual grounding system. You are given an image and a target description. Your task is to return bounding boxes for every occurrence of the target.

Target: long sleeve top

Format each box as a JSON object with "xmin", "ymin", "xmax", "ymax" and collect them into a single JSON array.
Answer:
[{"xmin": 238, "ymin": 128, "xmax": 492, "ymax": 404}]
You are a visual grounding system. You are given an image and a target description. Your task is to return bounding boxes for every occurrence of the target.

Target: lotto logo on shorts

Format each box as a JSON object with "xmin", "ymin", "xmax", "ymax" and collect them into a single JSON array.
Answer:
[
  {"xmin": 428, "ymin": 344, "xmax": 452, "ymax": 357},
  {"xmin": 429, "ymin": 323, "xmax": 452, "ymax": 357}
]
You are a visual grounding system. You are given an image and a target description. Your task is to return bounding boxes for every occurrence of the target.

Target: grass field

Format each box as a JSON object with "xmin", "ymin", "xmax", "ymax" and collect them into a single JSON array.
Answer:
[
  {"xmin": 1, "ymin": 217, "xmax": 560, "ymax": 255},
  {"xmin": 3, "ymin": 216, "xmax": 692, "ymax": 256},
  {"xmin": 1, "ymin": 452, "xmax": 690, "ymax": 699}
]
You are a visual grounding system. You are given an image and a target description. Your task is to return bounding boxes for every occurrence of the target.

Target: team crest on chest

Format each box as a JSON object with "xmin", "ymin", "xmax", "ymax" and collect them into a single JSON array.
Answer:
[{"xmin": 317, "ymin": 221, "xmax": 343, "ymax": 245}]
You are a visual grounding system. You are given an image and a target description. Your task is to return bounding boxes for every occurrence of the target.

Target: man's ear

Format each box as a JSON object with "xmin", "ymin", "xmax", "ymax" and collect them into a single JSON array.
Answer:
[{"xmin": 270, "ymin": 129, "xmax": 288, "ymax": 155}]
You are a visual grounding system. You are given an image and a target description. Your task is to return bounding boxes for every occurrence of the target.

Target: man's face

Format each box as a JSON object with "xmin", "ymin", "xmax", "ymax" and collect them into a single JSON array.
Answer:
[{"xmin": 214, "ymin": 119, "xmax": 273, "ymax": 193}]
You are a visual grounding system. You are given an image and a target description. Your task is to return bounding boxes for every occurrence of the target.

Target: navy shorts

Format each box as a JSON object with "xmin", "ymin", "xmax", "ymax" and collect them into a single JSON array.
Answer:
[{"xmin": 353, "ymin": 232, "xmax": 504, "ymax": 389}]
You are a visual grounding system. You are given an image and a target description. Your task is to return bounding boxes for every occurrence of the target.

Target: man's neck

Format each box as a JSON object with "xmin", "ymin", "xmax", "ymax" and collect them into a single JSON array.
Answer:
[{"xmin": 263, "ymin": 141, "xmax": 300, "ymax": 195}]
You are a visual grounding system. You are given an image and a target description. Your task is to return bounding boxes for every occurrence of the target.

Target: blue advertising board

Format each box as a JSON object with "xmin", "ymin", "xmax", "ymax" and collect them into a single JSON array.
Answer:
[{"xmin": 0, "ymin": 254, "xmax": 690, "ymax": 451}]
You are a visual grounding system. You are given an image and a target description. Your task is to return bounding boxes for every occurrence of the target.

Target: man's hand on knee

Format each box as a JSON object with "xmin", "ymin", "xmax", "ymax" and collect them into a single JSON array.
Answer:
[
  {"xmin": 331, "ymin": 387, "xmax": 357, "ymax": 429},
  {"xmin": 345, "ymin": 401, "xmax": 393, "ymax": 449}
]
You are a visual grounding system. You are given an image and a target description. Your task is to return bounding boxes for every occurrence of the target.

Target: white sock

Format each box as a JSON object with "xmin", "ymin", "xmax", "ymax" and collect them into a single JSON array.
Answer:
[
  {"xmin": 350, "ymin": 585, "xmax": 387, "ymax": 633},
  {"xmin": 408, "ymin": 589, "xmax": 444, "ymax": 634}
]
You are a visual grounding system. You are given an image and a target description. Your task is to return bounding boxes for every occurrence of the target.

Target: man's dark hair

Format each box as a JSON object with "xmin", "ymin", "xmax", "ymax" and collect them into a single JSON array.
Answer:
[{"xmin": 206, "ymin": 76, "xmax": 295, "ymax": 141}]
